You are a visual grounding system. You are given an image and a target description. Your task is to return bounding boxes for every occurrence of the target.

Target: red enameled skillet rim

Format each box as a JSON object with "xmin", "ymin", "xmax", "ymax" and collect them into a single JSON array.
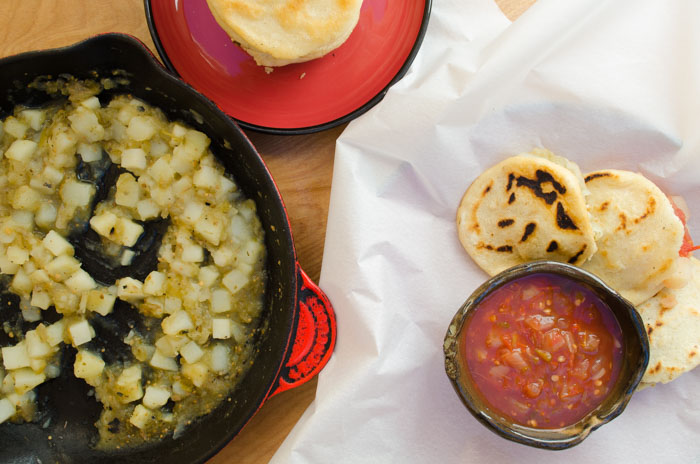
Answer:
[{"xmin": 144, "ymin": 0, "xmax": 433, "ymax": 135}]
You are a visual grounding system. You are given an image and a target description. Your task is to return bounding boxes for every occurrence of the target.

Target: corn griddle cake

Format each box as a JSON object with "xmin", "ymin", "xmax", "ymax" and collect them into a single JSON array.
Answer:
[{"xmin": 206, "ymin": 0, "xmax": 363, "ymax": 67}]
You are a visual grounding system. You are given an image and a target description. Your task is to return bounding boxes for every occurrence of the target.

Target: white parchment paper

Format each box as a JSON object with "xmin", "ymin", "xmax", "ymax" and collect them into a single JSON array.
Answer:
[{"xmin": 272, "ymin": 0, "xmax": 700, "ymax": 462}]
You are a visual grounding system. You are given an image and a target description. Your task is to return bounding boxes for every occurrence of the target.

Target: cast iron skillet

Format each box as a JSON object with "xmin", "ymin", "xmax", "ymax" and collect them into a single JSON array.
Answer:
[{"xmin": 0, "ymin": 33, "xmax": 336, "ymax": 463}]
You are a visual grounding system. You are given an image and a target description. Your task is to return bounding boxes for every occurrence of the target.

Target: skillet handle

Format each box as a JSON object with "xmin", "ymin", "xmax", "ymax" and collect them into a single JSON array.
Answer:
[{"xmin": 269, "ymin": 266, "xmax": 337, "ymax": 397}]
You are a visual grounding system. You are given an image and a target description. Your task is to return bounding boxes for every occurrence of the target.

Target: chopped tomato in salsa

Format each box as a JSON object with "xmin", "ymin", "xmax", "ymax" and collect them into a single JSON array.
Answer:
[
  {"xmin": 462, "ymin": 274, "xmax": 623, "ymax": 429},
  {"xmin": 669, "ymin": 197, "xmax": 700, "ymax": 257}
]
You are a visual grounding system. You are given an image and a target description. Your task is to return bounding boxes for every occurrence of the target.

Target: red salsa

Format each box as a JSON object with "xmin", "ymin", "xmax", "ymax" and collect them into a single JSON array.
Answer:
[{"xmin": 462, "ymin": 273, "xmax": 623, "ymax": 429}]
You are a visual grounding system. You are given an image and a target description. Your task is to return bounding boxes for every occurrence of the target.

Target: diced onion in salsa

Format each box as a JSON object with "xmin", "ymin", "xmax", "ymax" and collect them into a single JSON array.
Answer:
[{"xmin": 461, "ymin": 273, "xmax": 623, "ymax": 429}]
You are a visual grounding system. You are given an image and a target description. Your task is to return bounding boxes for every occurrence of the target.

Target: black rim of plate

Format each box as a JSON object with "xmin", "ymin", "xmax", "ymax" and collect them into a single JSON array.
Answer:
[{"xmin": 143, "ymin": 0, "xmax": 433, "ymax": 135}]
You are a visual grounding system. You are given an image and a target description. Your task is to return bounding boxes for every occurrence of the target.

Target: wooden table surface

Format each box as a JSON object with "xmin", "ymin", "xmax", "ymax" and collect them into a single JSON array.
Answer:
[{"xmin": 0, "ymin": 0, "xmax": 534, "ymax": 461}]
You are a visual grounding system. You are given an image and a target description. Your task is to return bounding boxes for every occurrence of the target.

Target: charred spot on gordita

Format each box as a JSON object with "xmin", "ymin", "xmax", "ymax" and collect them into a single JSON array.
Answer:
[
  {"xmin": 520, "ymin": 223, "xmax": 536, "ymax": 242},
  {"xmin": 567, "ymin": 245, "xmax": 587, "ymax": 263},
  {"xmin": 508, "ymin": 193, "xmax": 516, "ymax": 204},
  {"xmin": 496, "ymin": 245, "xmax": 513, "ymax": 253},
  {"xmin": 514, "ymin": 170, "xmax": 567, "ymax": 205},
  {"xmin": 546, "ymin": 240, "xmax": 559, "ymax": 252},
  {"xmin": 585, "ymin": 172, "xmax": 613, "ymax": 183},
  {"xmin": 556, "ymin": 202, "xmax": 579, "ymax": 230},
  {"xmin": 498, "ymin": 219, "xmax": 515, "ymax": 228}
]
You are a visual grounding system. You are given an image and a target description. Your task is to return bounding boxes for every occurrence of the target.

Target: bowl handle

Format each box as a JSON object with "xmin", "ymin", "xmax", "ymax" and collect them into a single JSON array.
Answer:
[{"xmin": 269, "ymin": 266, "xmax": 337, "ymax": 397}]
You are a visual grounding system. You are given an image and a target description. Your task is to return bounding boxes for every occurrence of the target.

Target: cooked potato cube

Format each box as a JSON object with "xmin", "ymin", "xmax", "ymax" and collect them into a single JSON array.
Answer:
[
  {"xmin": 192, "ymin": 165, "xmax": 220, "ymax": 190},
  {"xmin": 208, "ymin": 344, "xmax": 230, "ymax": 373},
  {"xmin": 116, "ymin": 277, "xmax": 145, "ymax": 301},
  {"xmin": 143, "ymin": 385, "xmax": 171, "ymax": 409},
  {"xmin": 154, "ymin": 335, "xmax": 188, "ymax": 358},
  {"xmin": 222, "ymin": 270, "xmax": 248, "ymax": 295},
  {"xmin": 179, "ymin": 341, "xmax": 204, "ymax": 364},
  {"xmin": 0, "ymin": 398, "xmax": 16, "ymax": 424},
  {"xmin": 30, "ymin": 289, "xmax": 51, "ymax": 310},
  {"xmin": 181, "ymin": 362, "xmax": 208, "ymax": 388},
  {"xmin": 89, "ymin": 211, "xmax": 117, "ymax": 238},
  {"xmin": 19, "ymin": 109, "xmax": 46, "ymax": 130},
  {"xmin": 121, "ymin": 148, "xmax": 147, "ymax": 172},
  {"xmin": 6, "ymin": 245, "xmax": 29, "ymax": 265},
  {"xmin": 143, "ymin": 271, "xmax": 166, "ymax": 296},
  {"xmin": 86, "ymin": 288, "xmax": 117, "ymax": 316},
  {"xmin": 136, "ymin": 199, "xmax": 160, "ymax": 220},
  {"xmin": 42, "ymin": 230, "xmax": 74, "ymax": 256},
  {"xmin": 80, "ymin": 96, "xmax": 101, "ymax": 110},
  {"xmin": 74, "ymin": 350, "xmax": 105, "ymax": 379},
  {"xmin": 68, "ymin": 320, "xmax": 95, "ymax": 346},
  {"xmin": 25, "ymin": 330, "xmax": 52, "ymax": 359},
  {"xmin": 12, "ymin": 186, "xmax": 42, "ymax": 211},
  {"xmin": 2, "ymin": 342, "xmax": 30, "ymax": 370},
  {"xmin": 65, "ymin": 269, "xmax": 97, "ymax": 293},
  {"xmin": 198, "ymin": 266, "xmax": 219, "ymax": 287},
  {"xmin": 149, "ymin": 349, "xmax": 179, "ymax": 371},
  {"xmin": 35, "ymin": 203, "xmax": 58, "ymax": 228},
  {"xmin": 77, "ymin": 142, "xmax": 102, "ymax": 162},
  {"xmin": 182, "ymin": 201, "xmax": 204, "ymax": 225},
  {"xmin": 148, "ymin": 157, "xmax": 175, "ymax": 185},
  {"xmin": 194, "ymin": 210, "xmax": 224, "ymax": 246},
  {"xmin": 4, "ymin": 117, "xmax": 28, "ymax": 139},
  {"xmin": 181, "ymin": 243, "xmax": 204, "ymax": 263},
  {"xmin": 46, "ymin": 255, "xmax": 81, "ymax": 281},
  {"xmin": 68, "ymin": 106, "xmax": 105, "ymax": 142},
  {"xmin": 5, "ymin": 139, "xmax": 37, "ymax": 163},
  {"xmin": 129, "ymin": 404, "xmax": 151, "ymax": 429},
  {"xmin": 126, "ymin": 115, "xmax": 157, "ymax": 141},
  {"xmin": 60, "ymin": 179, "xmax": 95, "ymax": 208},
  {"xmin": 114, "ymin": 218, "xmax": 144, "ymax": 247},
  {"xmin": 161, "ymin": 310, "xmax": 194, "ymax": 335},
  {"xmin": 115, "ymin": 365, "xmax": 143, "ymax": 403},
  {"xmin": 211, "ymin": 318, "xmax": 232, "ymax": 340},
  {"xmin": 210, "ymin": 288, "xmax": 232, "ymax": 313},
  {"xmin": 11, "ymin": 368, "xmax": 46, "ymax": 395},
  {"xmin": 44, "ymin": 320, "xmax": 65, "ymax": 347},
  {"xmin": 115, "ymin": 173, "xmax": 140, "ymax": 208}
]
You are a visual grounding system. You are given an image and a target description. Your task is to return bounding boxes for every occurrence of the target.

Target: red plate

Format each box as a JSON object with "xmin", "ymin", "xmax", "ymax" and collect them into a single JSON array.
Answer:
[{"xmin": 145, "ymin": 0, "xmax": 431, "ymax": 134}]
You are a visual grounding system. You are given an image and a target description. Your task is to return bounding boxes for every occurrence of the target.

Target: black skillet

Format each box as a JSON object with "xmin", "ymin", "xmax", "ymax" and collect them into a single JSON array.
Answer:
[{"xmin": 0, "ymin": 33, "xmax": 336, "ymax": 463}]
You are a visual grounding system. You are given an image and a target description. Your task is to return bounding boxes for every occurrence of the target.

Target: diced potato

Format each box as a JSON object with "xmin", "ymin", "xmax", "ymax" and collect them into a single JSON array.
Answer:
[
  {"xmin": 211, "ymin": 318, "xmax": 232, "ymax": 339},
  {"xmin": 184, "ymin": 129, "xmax": 209, "ymax": 156},
  {"xmin": 115, "ymin": 173, "xmax": 140, "ymax": 208},
  {"xmin": 77, "ymin": 142, "xmax": 102, "ymax": 162},
  {"xmin": 208, "ymin": 344, "xmax": 230, "ymax": 373},
  {"xmin": 143, "ymin": 385, "xmax": 171, "ymax": 409},
  {"xmin": 181, "ymin": 243, "xmax": 204, "ymax": 263},
  {"xmin": 80, "ymin": 96, "xmax": 101, "ymax": 110},
  {"xmin": 115, "ymin": 365, "xmax": 143, "ymax": 403},
  {"xmin": 239, "ymin": 240, "xmax": 264, "ymax": 265},
  {"xmin": 164, "ymin": 297, "xmax": 182, "ymax": 314},
  {"xmin": 89, "ymin": 211, "xmax": 117, "ymax": 238},
  {"xmin": 120, "ymin": 249, "xmax": 136, "ymax": 266},
  {"xmin": 21, "ymin": 306, "xmax": 41, "ymax": 323},
  {"xmin": 28, "ymin": 358, "xmax": 46, "ymax": 373},
  {"xmin": 4, "ymin": 117, "xmax": 28, "ymax": 139},
  {"xmin": 148, "ymin": 157, "xmax": 175, "ymax": 185},
  {"xmin": 0, "ymin": 398, "xmax": 16, "ymax": 424},
  {"xmin": 222, "ymin": 270, "xmax": 248, "ymax": 295},
  {"xmin": 171, "ymin": 123, "xmax": 187, "ymax": 139},
  {"xmin": 65, "ymin": 269, "xmax": 97, "ymax": 293},
  {"xmin": 68, "ymin": 106, "xmax": 105, "ymax": 142},
  {"xmin": 126, "ymin": 115, "xmax": 156, "ymax": 141},
  {"xmin": 74, "ymin": 350, "xmax": 105, "ymax": 379},
  {"xmin": 121, "ymin": 148, "xmax": 147, "ymax": 172},
  {"xmin": 181, "ymin": 361, "xmax": 208, "ymax": 388},
  {"xmin": 11, "ymin": 211, "xmax": 34, "ymax": 229},
  {"xmin": 19, "ymin": 109, "xmax": 46, "ymax": 131},
  {"xmin": 136, "ymin": 199, "xmax": 160, "ymax": 220},
  {"xmin": 35, "ymin": 202, "xmax": 58, "ymax": 228},
  {"xmin": 42, "ymin": 230, "xmax": 74, "ymax": 256},
  {"xmin": 198, "ymin": 266, "xmax": 219, "ymax": 287},
  {"xmin": 10, "ymin": 268, "xmax": 34, "ymax": 296},
  {"xmin": 46, "ymin": 255, "xmax": 81, "ymax": 281},
  {"xmin": 68, "ymin": 320, "xmax": 95, "ymax": 346},
  {"xmin": 41, "ymin": 165, "xmax": 64, "ymax": 190},
  {"xmin": 2, "ymin": 342, "xmax": 30, "ymax": 370},
  {"xmin": 30, "ymin": 289, "xmax": 51, "ymax": 310},
  {"xmin": 129, "ymin": 404, "xmax": 151, "ymax": 429},
  {"xmin": 210, "ymin": 288, "xmax": 232, "ymax": 313},
  {"xmin": 25, "ymin": 330, "xmax": 52, "ymax": 359},
  {"xmin": 4, "ymin": 139, "xmax": 37, "ymax": 162},
  {"xmin": 12, "ymin": 186, "xmax": 42, "ymax": 211},
  {"xmin": 150, "ymin": 187, "xmax": 174, "ymax": 208},
  {"xmin": 11, "ymin": 368, "xmax": 46, "ymax": 395},
  {"xmin": 114, "ymin": 218, "xmax": 144, "ymax": 247},
  {"xmin": 154, "ymin": 335, "xmax": 188, "ymax": 358},
  {"xmin": 86, "ymin": 288, "xmax": 117, "ymax": 316},
  {"xmin": 149, "ymin": 349, "xmax": 178, "ymax": 371},
  {"xmin": 182, "ymin": 201, "xmax": 204, "ymax": 225},
  {"xmin": 6, "ymin": 245, "xmax": 29, "ymax": 265},
  {"xmin": 192, "ymin": 165, "xmax": 220, "ymax": 190},
  {"xmin": 149, "ymin": 138, "xmax": 169, "ymax": 157},
  {"xmin": 0, "ymin": 254, "xmax": 18, "ymax": 275},
  {"xmin": 143, "ymin": 271, "xmax": 166, "ymax": 296},
  {"xmin": 161, "ymin": 310, "xmax": 194, "ymax": 335},
  {"xmin": 116, "ymin": 277, "xmax": 145, "ymax": 301},
  {"xmin": 194, "ymin": 210, "xmax": 224, "ymax": 246},
  {"xmin": 60, "ymin": 179, "xmax": 95, "ymax": 208},
  {"xmin": 44, "ymin": 320, "xmax": 65, "ymax": 347},
  {"xmin": 212, "ymin": 247, "xmax": 234, "ymax": 267},
  {"xmin": 229, "ymin": 320, "xmax": 247, "ymax": 344},
  {"xmin": 179, "ymin": 341, "xmax": 204, "ymax": 364}
]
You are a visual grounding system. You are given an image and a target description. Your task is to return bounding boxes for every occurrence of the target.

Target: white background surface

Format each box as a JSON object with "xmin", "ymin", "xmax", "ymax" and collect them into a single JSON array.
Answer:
[{"xmin": 272, "ymin": 0, "xmax": 700, "ymax": 462}]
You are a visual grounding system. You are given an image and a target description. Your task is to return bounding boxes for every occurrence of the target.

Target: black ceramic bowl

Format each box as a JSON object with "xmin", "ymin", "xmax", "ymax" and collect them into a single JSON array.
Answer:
[
  {"xmin": 0, "ymin": 34, "xmax": 336, "ymax": 463},
  {"xmin": 444, "ymin": 260, "xmax": 649, "ymax": 450}
]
